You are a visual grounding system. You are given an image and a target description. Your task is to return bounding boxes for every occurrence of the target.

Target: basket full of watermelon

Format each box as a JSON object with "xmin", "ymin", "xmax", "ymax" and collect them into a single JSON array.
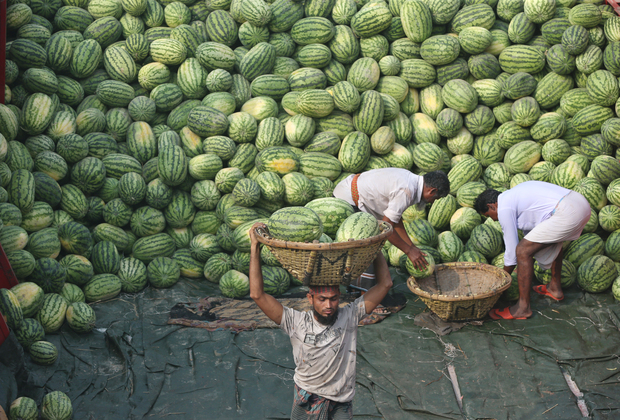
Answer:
[
  {"xmin": 406, "ymin": 262, "xmax": 512, "ymax": 321},
  {"xmin": 255, "ymin": 200, "xmax": 393, "ymax": 287}
]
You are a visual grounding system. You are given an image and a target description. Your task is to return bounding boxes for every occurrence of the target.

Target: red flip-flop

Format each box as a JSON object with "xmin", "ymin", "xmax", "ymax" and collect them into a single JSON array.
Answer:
[
  {"xmin": 532, "ymin": 285, "xmax": 564, "ymax": 301},
  {"xmin": 488, "ymin": 308, "xmax": 528, "ymax": 320}
]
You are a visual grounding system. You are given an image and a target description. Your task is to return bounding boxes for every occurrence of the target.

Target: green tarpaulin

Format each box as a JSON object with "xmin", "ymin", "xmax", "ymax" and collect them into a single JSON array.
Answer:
[{"xmin": 3, "ymin": 268, "xmax": 620, "ymax": 419}]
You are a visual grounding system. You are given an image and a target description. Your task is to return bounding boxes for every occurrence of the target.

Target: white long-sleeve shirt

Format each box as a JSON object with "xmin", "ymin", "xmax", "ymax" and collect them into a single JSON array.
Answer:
[
  {"xmin": 498, "ymin": 181, "xmax": 571, "ymax": 267},
  {"xmin": 333, "ymin": 168, "xmax": 424, "ymax": 223}
]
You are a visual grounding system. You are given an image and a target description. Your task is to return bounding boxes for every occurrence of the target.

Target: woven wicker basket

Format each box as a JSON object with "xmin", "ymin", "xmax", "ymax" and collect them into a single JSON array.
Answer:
[
  {"xmin": 255, "ymin": 222, "xmax": 393, "ymax": 287},
  {"xmin": 407, "ymin": 262, "xmax": 512, "ymax": 321}
]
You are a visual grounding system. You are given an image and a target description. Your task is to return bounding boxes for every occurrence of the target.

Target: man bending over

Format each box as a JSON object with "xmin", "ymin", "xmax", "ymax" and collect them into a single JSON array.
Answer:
[{"xmin": 474, "ymin": 181, "xmax": 590, "ymax": 320}]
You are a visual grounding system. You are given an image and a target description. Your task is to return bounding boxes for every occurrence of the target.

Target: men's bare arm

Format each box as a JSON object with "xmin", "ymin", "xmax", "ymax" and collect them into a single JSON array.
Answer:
[
  {"xmin": 362, "ymin": 252, "xmax": 393, "ymax": 314},
  {"xmin": 503, "ymin": 265, "xmax": 515, "ymax": 275},
  {"xmin": 249, "ymin": 223, "xmax": 283, "ymax": 325},
  {"xmin": 382, "ymin": 216, "xmax": 429, "ymax": 269}
]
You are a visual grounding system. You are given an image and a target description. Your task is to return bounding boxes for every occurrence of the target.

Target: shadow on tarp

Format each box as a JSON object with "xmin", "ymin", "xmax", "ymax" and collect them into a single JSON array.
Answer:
[{"xmin": 4, "ymin": 268, "xmax": 619, "ymax": 419}]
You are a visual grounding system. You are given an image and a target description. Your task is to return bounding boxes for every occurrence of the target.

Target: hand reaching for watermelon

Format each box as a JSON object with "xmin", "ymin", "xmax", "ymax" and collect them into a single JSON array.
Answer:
[{"xmin": 407, "ymin": 246, "xmax": 429, "ymax": 270}]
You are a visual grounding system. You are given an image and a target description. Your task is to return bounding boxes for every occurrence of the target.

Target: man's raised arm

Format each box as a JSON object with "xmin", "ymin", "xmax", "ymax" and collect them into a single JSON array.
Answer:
[
  {"xmin": 249, "ymin": 223, "xmax": 284, "ymax": 325},
  {"xmin": 361, "ymin": 252, "xmax": 393, "ymax": 314}
]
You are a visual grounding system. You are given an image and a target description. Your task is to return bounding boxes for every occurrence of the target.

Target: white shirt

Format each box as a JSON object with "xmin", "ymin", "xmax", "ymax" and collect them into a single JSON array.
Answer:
[
  {"xmin": 279, "ymin": 296, "xmax": 368, "ymax": 402},
  {"xmin": 498, "ymin": 181, "xmax": 571, "ymax": 267},
  {"xmin": 333, "ymin": 168, "xmax": 424, "ymax": 223}
]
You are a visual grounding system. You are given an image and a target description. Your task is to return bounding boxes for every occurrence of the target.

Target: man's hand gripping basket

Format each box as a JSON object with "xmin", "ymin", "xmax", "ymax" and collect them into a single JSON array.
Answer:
[
  {"xmin": 407, "ymin": 262, "xmax": 512, "ymax": 321},
  {"xmin": 254, "ymin": 222, "xmax": 393, "ymax": 287}
]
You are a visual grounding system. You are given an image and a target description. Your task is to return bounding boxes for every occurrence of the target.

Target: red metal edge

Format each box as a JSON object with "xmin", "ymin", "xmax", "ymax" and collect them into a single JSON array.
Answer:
[
  {"xmin": 0, "ymin": 242, "xmax": 17, "ymax": 345},
  {"xmin": 0, "ymin": 245, "xmax": 18, "ymax": 289},
  {"xmin": 0, "ymin": 313, "xmax": 9, "ymax": 346},
  {"xmin": 608, "ymin": 0, "xmax": 620, "ymax": 16},
  {"xmin": 0, "ymin": 0, "xmax": 6, "ymax": 104}
]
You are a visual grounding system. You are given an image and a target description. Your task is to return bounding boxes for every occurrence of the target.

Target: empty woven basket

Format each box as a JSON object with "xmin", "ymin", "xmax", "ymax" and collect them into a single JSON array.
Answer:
[
  {"xmin": 255, "ymin": 222, "xmax": 393, "ymax": 287},
  {"xmin": 407, "ymin": 262, "xmax": 512, "ymax": 321}
]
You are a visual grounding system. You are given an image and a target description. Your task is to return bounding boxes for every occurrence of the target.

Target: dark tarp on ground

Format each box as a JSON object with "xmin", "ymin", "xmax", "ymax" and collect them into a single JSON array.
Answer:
[{"xmin": 2, "ymin": 268, "xmax": 620, "ymax": 419}]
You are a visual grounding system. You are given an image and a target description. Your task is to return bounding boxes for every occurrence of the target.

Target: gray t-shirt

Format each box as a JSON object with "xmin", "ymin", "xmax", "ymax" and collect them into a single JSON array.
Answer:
[{"xmin": 279, "ymin": 296, "xmax": 368, "ymax": 402}]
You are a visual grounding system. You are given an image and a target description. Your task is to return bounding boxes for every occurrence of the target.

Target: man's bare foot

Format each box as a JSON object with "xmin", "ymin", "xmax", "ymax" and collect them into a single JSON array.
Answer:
[
  {"xmin": 489, "ymin": 306, "xmax": 532, "ymax": 320},
  {"xmin": 508, "ymin": 304, "xmax": 533, "ymax": 319},
  {"xmin": 532, "ymin": 285, "xmax": 564, "ymax": 301}
]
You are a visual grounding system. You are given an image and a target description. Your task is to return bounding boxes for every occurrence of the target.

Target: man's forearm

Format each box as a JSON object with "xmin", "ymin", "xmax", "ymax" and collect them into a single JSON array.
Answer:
[
  {"xmin": 363, "ymin": 253, "xmax": 393, "ymax": 314},
  {"xmin": 503, "ymin": 265, "xmax": 516, "ymax": 275},
  {"xmin": 374, "ymin": 252, "xmax": 393, "ymax": 290},
  {"xmin": 248, "ymin": 225, "xmax": 284, "ymax": 324},
  {"xmin": 249, "ymin": 242, "xmax": 264, "ymax": 300},
  {"xmin": 385, "ymin": 219, "xmax": 415, "ymax": 253}
]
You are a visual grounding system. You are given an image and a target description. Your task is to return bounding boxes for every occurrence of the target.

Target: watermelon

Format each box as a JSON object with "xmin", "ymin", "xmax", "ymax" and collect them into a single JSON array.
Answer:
[
  {"xmin": 219, "ymin": 270, "xmax": 250, "ymax": 298},
  {"xmin": 118, "ymin": 258, "xmax": 148, "ymax": 293},
  {"xmin": 534, "ymin": 259, "xmax": 576, "ymax": 288},
  {"xmin": 37, "ymin": 293, "xmax": 68, "ymax": 334},
  {"xmin": 577, "ymin": 255, "xmax": 616, "ymax": 293},
  {"xmin": 437, "ymin": 231, "xmax": 464, "ymax": 263},
  {"xmin": 0, "ymin": 288, "xmax": 23, "ymax": 330},
  {"xmin": 466, "ymin": 224, "xmax": 503, "ymax": 259},
  {"xmin": 335, "ymin": 212, "xmax": 380, "ymax": 242},
  {"xmin": 305, "ymin": 198, "xmax": 355, "ymax": 236},
  {"xmin": 66, "ymin": 301, "xmax": 96, "ymax": 333},
  {"xmin": 204, "ymin": 252, "xmax": 233, "ymax": 283},
  {"xmin": 450, "ymin": 207, "xmax": 482, "ymax": 239},
  {"xmin": 262, "ymin": 266, "xmax": 290, "ymax": 296},
  {"xmin": 564, "ymin": 233, "xmax": 605, "ymax": 269},
  {"xmin": 401, "ymin": 251, "xmax": 435, "ymax": 279},
  {"xmin": 29, "ymin": 341, "xmax": 59, "ymax": 366},
  {"xmin": 41, "ymin": 391, "xmax": 73, "ymax": 420},
  {"xmin": 458, "ymin": 250, "xmax": 487, "ymax": 263},
  {"xmin": 60, "ymin": 283, "xmax": 85, "ymax": 305},
  {"xmin": 9, "ymin": 397, "xmax": 39, "ymax": 420},
  {"xmin": 10, "ymin": 282, "xmax": 44, "ymax": 318},
  {"xmin": 268, "ymin": 207, "xmax": 323, "ymax": 242},
  {"xmin": 428, "ymin": 195, "xmax": 457, "ymax": 229},
  {"xmin": 147, "ymin": 257, "xmax": 181, "ymax": 288}
]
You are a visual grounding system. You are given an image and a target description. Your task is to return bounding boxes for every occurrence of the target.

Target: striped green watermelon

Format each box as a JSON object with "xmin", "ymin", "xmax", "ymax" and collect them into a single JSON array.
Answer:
[
  {"xmin": 41, "ymin": 391, "xmax": 73, "ymax": 420},
  {"xmin": 305, "ymin": 197, "xmax": 354, "ymax": 236},
  {"xmin": 450, "ymin": 207, "xmax": 482, "ymax": 240},
  {"xmin": 219, "ymin": 270, "xmax": 250, "ymax": 298},
  {"xmin": 117, "ymin": 258, "xmax": 148, "ymax": 293},
  {"xmin": 466, "ymin": 224, "xmax": 503, "ymax": 259},
  {"xmin": 427, "ymin": 194, "xmax": 457, "ymax": 229},
  {"xmin": 335, "ymin": 212, "xmax": 380, "ymax": 242},
  {"xmin": 564, "ymin": 233, "xmax": 604, "ymax": 269},
  {"xmin": 262, "ymin": 266, "xmax": 291, "ymax": 295},
  {"xmin": 66, "ymin": 301, "xmax": 96, "ymax": 333},
  {"xmin": 401, "ymin": 251, "xmax": 435, "ymax": 279},
  {"xmin": 268, "ymin": 207, "xmax": 323, "ymax": 242},
  {"xmin": 437, "ymin": 231, "xmax": 464, "ymax": 263},
  {"xmin": 577, "ymin": 255, "xmax": 616, "ymax": 293},
  {"xmin": 29, "ymin": 341, "xmax": 58, "ymax": 366}
]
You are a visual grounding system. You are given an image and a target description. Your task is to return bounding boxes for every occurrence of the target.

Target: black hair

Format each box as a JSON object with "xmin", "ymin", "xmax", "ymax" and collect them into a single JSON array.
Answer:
[
  {"xmin": 423, "ymin": 171, "xmax": 450, "ymax": 198},
  {"xmin": 474, "ymin": 189, "xmax": 501, "ymax": 214}
]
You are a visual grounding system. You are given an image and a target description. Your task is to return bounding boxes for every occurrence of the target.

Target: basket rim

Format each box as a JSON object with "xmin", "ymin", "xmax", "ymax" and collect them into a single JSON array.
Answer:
[
  {"xmin": 254, "ymin": 222, "xmax": 393, "ymax": 250},
  {"xmin": 407, "ymin": 262, "xmax": 512, "ymax": 302}
]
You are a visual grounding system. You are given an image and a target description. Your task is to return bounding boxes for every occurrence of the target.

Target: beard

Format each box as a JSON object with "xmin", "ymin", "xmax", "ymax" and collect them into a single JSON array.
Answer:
[{"xmin": 313, "ymin": 307, "xmax": 339, "ymax": 326}]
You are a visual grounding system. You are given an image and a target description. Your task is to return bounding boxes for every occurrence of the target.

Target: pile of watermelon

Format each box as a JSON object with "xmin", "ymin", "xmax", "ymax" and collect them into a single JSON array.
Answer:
[
  {"xmin": 9, "ymin": 391, "xmax": 73, "ymax": 420},
  {"xmin": 1, "ymin": 283, "xmax": 95, "ymax": 365},
  {"xmin": 0, "ymin": 0, "xmax": 619, "ymax": 314}
]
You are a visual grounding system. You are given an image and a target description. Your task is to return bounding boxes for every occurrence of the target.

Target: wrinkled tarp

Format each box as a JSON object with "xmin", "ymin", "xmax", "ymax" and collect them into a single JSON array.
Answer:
[
  {"xmin": 4, "ymin": 268, "xmax": 620, "ymax": 419},
  {"xmin": 166, "ymin": 292, "xmax": 406, "ymax": 331}
]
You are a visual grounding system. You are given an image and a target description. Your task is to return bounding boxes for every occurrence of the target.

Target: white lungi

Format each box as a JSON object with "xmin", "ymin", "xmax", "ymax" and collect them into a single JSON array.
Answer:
[{"xmin": 524, "ymin": 191, "xmax": 591, "ymax": 269}]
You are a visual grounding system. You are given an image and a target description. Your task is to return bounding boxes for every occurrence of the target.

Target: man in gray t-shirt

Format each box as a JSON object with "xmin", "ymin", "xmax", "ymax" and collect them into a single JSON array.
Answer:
[{"xmin": 249, "ymin": 223, "xmax": 393, "ymax": 420}]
